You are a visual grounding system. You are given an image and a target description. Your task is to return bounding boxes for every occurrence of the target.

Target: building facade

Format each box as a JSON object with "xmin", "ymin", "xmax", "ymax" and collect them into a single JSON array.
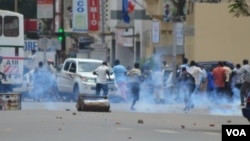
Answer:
[
  {"xmin": 62, "ymin": 0, "xmax": 153, "ymax": 67},
  {"xmin": 144, "ymin": 0, "xmax": 250, "ymax": 66},
  {"xmin": 186, "ymin": 2, "xmax": 250, "ymax": 65}
]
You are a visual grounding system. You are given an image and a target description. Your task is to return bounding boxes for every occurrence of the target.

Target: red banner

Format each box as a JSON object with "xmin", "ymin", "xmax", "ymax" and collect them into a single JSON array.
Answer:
[
  {"xmin": 37, "ymin": 0, "xmax": 53, "ymax": 4},
  {"xmin": 88, "ymin": 0, "xmax": 100, "ymax": 31}
]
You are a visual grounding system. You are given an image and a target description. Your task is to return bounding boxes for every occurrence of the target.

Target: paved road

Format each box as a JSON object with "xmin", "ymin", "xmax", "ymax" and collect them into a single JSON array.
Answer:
[{"xmin": 0, "ymin": 100, "xmax": 248, "ymax": 141}]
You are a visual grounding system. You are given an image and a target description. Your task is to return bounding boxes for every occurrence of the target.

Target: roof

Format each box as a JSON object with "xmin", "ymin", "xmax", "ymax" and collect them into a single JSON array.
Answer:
[
  {"xmin": 65, "ymin": 58, "xmax": 104, "ymax": 63},
  {"xmin": 0, "ymin": 10, "xmax": 23, "ymax": 17},
  {"xmin": 196, "ymin": 61, "xmax": 235, "ymax": 70}
]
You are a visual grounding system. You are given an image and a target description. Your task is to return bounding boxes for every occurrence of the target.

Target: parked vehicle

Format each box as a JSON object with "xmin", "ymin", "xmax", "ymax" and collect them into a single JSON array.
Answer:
[
  {"xmin": 56, "ymin": 58, "xmax": 118, "ymax": 101},
  {"xmin": 0, "ymin": 10, "xmax": 25, "ymax": 92}
]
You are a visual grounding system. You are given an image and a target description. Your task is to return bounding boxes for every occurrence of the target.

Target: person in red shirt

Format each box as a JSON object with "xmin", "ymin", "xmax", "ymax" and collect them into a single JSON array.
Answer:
[{"xmin": 212, "ymin": 61, "xmax": 226, "ymax": 97}]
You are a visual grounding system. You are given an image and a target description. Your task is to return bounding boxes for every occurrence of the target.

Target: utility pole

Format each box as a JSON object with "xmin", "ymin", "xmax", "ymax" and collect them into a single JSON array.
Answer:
[
  {"xmin": 61, "ymin": 0, "xmax": 65, "ymax": 52},
  {"xmin": 100, "ymin": 0, "xmax": 109, "ymax": 62},
  {"xmin": 172, "ymin": 23, "xmax": 177, "ymax": 84},
  {"xmin": 14, "ymin": 0, "xmax": 18, "ymax": 12},
  {"xmin": 101, "ymin": 0, "xmax": 105, "ymax": 44},
  {"xmin": 172, "ymin": 21, "xmax": 184, "ymax": 85}
]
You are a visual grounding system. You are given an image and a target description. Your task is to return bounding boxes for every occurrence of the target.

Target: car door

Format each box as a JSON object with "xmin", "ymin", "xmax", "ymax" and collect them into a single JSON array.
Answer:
[
  {"xmin": 67, "ymin": 61, "xmax": 77, "ymax": 93},
  {"xmin": 57, "ymin": 60, "xmax": 72, "ymax": 93}
]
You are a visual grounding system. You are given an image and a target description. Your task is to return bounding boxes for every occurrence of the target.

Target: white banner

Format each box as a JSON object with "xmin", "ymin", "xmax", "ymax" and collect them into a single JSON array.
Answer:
[
  {"xmin": 175, "ymin": 22, "xmax": 184, "ymax": 46},
  {"xmin": 72, "ymin": 0, "xmax": 89, "ymax": 32},
  {"xmin": 37, "ymin": 0, "xmax": 53, "ymax": 19},
  {"xmin": 152, "ymin": 21, "xmax": 160, "ymax": 43},
  {"xmin": 115, "ymin": 28, "xmax": 133, "ymax": 47}
]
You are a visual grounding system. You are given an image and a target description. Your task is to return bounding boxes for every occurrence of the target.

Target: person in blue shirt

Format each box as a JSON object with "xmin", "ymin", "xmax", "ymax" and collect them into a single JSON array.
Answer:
[
  {"xmin": 112, "ymin": 60, "xmax": 128, "ymax": 101},
  {"xmin": 206, "ymin": 68, "xmax": 215, "ymax": 98}
]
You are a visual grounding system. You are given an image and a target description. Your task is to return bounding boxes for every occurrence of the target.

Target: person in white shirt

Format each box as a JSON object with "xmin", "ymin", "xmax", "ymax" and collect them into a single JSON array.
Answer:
[
  {"xmin": 93, "ymin": 61, "xmax": 111, "ymax": 96},
  {"xmin": 47, "ymin": 59, "xmax": 57, "ymax": 77},
  {"xmin": 239, "ymin": 59, "xmax": 250, "ymax": 106},
  {"xmin": 151, "ymin": 66, "xmax": 165, "ymax": 104},
  {"xmin": 127, "ymin": 62, "xmax": 142, "ymax": 110},
  {"xmin": 223, "ymin": 61, "xmax": 233, "ymax": 98},
  {"xmin": 199, "ymin": 65, "xmax": 208, "ymax": 93},
  {"xmin": 188, "ymin": 60, "xmax": 205, "ymax": 95},
  {"xmin": 24, "ymin": 49, "xmax": 37, "ymax": 73},
  {"xmin": 231, "ymin": 64, "xmax": 243, "ymax": 90}
]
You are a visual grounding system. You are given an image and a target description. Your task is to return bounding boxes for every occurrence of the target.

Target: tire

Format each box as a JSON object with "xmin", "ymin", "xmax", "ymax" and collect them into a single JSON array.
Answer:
[{"xmin": 72, "ymin": 84, "xmax": 80, "ymax": 102}]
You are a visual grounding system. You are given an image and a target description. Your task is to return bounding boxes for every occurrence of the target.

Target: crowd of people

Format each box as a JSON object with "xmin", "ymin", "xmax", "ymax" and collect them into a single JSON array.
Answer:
[
  {"xmin": 93, "ymin": 60, "xmax": 142, "ymax": 110},
  {"xmin": 170, "ymin": 58, "xmax": 250, "ymax": 111},
  {"xmin": 93, "ymin": 57, "xmax": 250, "ymax": 112},
  {"xmin": 23, "ymin": 48, "xmax": 250, "ymax": 112}
]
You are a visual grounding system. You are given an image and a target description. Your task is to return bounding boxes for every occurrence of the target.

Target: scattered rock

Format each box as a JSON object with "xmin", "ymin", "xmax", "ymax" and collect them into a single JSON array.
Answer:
[
  {"xmin": 193, "ymin": 123, "xmax": 196, "ymax": 126},
  {"xmin": 227, "ymin": 120, "xmax": 231, "ymax": 123},
  {"xmin": 209, "ymin": 124, "xmax": 215, "ymax": 127},
  {"xmin": 138, "ymin": 119, "xmax": 144, "ymax": 124},
  {"xmin": 115, "ymin": 122, "xmax": 121, "ymax": 125},
  {"xmin": 65, "ymin": 109, "xmax": 71, "ymax": 111},
  {"xmin": 58, "ymin": 128, "xmax": 62, "ymax": 131},
  {"xmin": 128, "ymin": 137, "xmax": 132, "ymax": 139},
  {"xmin": 181, "ymin": 125, "xmax": 185, "ymax": 129},
  {"xmin": 72, "ymin": 112, "xmax": 77, "ymax": 115}
]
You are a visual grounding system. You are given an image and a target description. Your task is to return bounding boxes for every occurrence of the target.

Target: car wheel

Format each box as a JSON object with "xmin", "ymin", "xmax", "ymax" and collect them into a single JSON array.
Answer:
[{"xmin": 73, "ymin": 85, "xmax": 80, "ymax": 102}]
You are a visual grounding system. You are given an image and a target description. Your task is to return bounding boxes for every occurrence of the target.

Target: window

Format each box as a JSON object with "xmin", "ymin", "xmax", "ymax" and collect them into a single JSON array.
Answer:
[
  {"xmin": 78, "ymin": 62, "xmax": 101, "ymax": 72},
  {"xmin": 4, "ymin": 16, "xmax": 19, "ymax": 37},
  {"xmin": 63, "ymin": 61, "xmax": 71, "ymax": 71},
  {"xmin": 0, "ymin": 16, "xmax": 2, "ymax": 36},
  {"xmin": 69, "ymin": 62, "xmax": 76, "ymax": 73}
]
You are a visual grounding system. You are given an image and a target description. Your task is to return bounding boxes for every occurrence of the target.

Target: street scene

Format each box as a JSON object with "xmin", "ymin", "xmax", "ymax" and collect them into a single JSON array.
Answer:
[
  {"xmin": 0, "ymin": 100, "xmax": 248, "ymax": 141},
  {"xmin": 1, "ymin": 0, "xmax": 250, "ymax": 141}
]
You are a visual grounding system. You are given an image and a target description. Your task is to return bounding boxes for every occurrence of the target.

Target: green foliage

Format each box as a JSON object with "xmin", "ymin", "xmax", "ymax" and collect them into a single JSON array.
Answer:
[
  {"xmin": 228, "ymin": 0, "xmax": 250, "ymax": 17},
  {"xmin": 18, "ymin": 0, "xmax": 37, "ymax": 18},
  {"xmin": 0, "ymin": 0, "xmax": 36, "ymax": 18},
  {"xmin": 0, "ymin": 0, "xmax": 14, "ymax": 11}
]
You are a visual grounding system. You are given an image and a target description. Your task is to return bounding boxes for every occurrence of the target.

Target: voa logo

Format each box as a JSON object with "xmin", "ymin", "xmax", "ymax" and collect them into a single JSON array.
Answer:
[
  {"xmin": 77, "ymin": 0, "xmax": 85, "ymax": 13},
  {"xmin": 226, "ymin": 129, "xmax": 246, "ymax": 136}
]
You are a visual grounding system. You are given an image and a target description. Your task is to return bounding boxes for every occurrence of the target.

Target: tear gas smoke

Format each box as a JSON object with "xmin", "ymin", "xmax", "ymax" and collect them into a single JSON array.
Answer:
[
  {"xmin": 113, "ymin": 54, "xmax": 242, "ymax": 116},
  {"xmin": 22, "ymin": 56, "xmax": 242, "ymax": 116},
  {"xmin": 25, "ymin": 64, "xmax": 59, "ymax": 105}
]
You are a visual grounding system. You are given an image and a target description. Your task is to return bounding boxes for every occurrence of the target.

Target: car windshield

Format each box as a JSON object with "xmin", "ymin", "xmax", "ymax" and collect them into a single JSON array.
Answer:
[{"xmin": 78, "ymin": 61, "xmax": 101, "ymax": 72}]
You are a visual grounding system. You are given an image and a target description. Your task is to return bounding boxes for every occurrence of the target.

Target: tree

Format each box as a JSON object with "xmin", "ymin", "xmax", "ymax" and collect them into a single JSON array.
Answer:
[
  {"xmin": 0, "ymin": 0, "xmax": 15, "ymax": 11},
  {"xmin": 228, "ymin": 0, "xmax": 250, "ymax": 17},
  {"xmin": 169, "ymin": 0, "xmax": 250, "ymax": 18},
  {"xmin": 18, "ymin": 0, "xmax": 37, "ymax": 18},
  {"xmin": 0, "ymin": 0, "xmax": 36, "ymax": 18},
  {"xmin": 170, "ymin": 0, "xmax": 186, "ymax": 18}
]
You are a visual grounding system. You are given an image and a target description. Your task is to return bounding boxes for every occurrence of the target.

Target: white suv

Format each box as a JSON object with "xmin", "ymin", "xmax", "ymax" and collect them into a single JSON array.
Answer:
[{"xmin": 56, "ymin": 58, "xmax": 117, "ymax": 101}]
